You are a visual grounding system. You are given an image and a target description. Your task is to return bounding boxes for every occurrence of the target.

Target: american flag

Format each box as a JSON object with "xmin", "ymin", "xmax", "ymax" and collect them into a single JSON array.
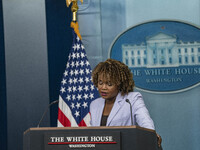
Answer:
[{"xmin": 57, "ymin": 22, "xmax": 99, "ymax": 127}]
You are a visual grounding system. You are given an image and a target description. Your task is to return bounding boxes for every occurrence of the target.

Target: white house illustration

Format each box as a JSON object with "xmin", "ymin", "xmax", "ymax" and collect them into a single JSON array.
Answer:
[{"xmin": 122, "ymin": 32, "xmax": 200, "ymax": 68}]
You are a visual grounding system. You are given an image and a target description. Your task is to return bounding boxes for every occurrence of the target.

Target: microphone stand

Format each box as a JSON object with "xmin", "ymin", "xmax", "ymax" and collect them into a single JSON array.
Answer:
[
  {"xmin": 126, "ymin": 99, "xmax": 134, "ymax": 126},
  {"xmin": 37, "ymin": 100, "xmax": 59, "ymax": 127}
]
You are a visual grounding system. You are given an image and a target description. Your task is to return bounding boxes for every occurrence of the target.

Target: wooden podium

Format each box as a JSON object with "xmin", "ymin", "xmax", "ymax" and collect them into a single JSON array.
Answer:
[{"xmin": 23, "ymin": 126, "xmax": 159, "ymax": 150}]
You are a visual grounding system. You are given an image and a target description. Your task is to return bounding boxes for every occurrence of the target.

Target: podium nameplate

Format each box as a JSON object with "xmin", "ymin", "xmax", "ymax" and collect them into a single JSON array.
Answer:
[{"xmin": 45, "ymin": 131, "xmax": 120, "ymax": 150}]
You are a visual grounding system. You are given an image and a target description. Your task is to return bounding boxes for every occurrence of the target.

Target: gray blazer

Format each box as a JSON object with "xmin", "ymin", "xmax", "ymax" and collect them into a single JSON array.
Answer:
[{"xmin": 90, "ymin": 92, "xmax": 155, "ymax": 130}]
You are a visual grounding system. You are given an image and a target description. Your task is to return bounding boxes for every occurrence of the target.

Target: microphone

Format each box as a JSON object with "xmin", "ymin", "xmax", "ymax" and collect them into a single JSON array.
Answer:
[
  {"xmin": 126, "ymin": 99, "xmax": 134, "ymax": 126},
  {"xmin": 37, "ymin": 100, "xmax": 59, "ymax": 127}
]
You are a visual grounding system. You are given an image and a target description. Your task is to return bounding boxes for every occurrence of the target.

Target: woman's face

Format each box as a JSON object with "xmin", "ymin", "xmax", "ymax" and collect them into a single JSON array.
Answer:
[{"xmin": 97, "ymin": 74, "xmax": 119, "ymax": 102}]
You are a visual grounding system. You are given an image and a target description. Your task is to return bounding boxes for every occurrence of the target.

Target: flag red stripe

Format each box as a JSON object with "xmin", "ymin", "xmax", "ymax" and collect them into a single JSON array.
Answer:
[
  {"xmin": 78, "ymin": 119, "xmax": 87, "ymax": 126},
  {"xmin": 58, "ymin": 108, "xmax": 71, "ymax": 127}
]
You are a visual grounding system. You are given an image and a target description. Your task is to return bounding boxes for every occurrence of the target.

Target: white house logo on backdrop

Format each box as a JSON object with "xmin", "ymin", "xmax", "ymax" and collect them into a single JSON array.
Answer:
[
  {"xmin": 109, "ymin": 21, "xmax": 200, "ymax": 93},
  {"xmin": 122, "ymin": 32, "xmax": 200, "ymax": 68}
]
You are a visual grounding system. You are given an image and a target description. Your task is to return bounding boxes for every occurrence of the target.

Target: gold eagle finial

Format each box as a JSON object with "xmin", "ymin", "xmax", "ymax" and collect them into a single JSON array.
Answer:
[
  {"xmin": 66, "ymin": 0, "xmax": 83, "ymax": 21},
  {"xmin": 66, "ymin": 0, "xmax": 83, "ymax": 7}
]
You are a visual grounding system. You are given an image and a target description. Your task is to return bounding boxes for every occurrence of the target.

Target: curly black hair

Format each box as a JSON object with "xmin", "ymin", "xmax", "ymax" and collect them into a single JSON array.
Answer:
[{"xmin": 92, "ymin": 59, "xmax": 134, "ymax": 96}]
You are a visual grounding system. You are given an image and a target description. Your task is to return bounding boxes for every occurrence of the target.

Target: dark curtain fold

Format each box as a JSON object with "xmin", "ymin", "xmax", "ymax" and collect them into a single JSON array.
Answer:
[
  {"xmin": 0, "ymin": 0, "xmax": 7, "ymax": 150},
  {"xmin": 45, "ymin": 0, "xmax": 72, "ymax": 127}
]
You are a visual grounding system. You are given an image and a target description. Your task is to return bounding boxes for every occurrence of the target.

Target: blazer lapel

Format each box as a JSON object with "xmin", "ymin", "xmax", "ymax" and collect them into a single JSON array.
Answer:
[
  {"xmin": 106, "ymin": 93, "xmax": 125, "ymax": 126},
  {"xmin": 95, "ymin": 98, "xmax": 105, "ymax": 126}
]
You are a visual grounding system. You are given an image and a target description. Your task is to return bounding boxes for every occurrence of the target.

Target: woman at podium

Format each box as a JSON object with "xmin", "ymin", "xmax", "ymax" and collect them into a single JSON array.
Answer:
[{"xmin": 90, "ymin": 59, "xmax": 155, "ymax": 130}]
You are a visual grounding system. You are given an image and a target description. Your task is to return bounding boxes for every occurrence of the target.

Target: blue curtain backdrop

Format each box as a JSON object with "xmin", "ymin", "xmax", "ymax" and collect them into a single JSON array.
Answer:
[
  {"xmin": 0, "ymin": 0, "xmax": 7, "ymax": 150},
  {"xmin": 45, "ymin": 0, "xmax": 72, "ymax": 127}
]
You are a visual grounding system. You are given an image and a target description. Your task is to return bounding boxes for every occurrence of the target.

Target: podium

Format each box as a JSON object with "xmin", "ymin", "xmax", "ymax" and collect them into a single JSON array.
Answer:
[{"xmin": 23, "ymin": 126, "xmax": 159, "ymax": 150}]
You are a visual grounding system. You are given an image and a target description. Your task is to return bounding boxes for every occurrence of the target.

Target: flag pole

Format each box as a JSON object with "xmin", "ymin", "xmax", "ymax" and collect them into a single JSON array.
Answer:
[{"xmin": 66, "ymin": 0, "xmax": 83, "ymax": 22}]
